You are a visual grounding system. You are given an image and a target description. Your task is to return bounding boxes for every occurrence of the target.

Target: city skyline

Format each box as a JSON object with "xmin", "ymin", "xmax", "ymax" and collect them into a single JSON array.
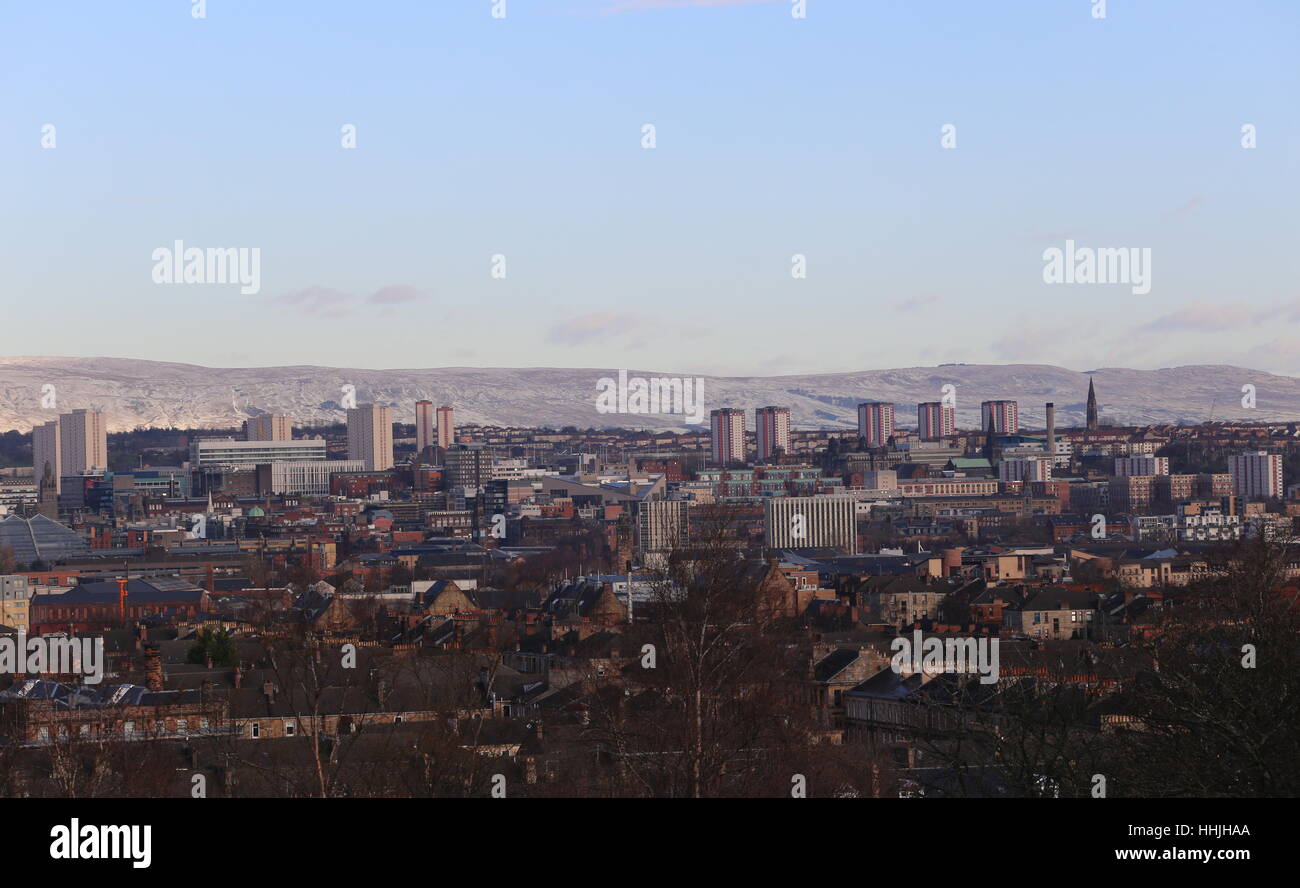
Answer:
[{"xmin": 1, "ymin": 0, "xmax": 1297, "ymax": 818}]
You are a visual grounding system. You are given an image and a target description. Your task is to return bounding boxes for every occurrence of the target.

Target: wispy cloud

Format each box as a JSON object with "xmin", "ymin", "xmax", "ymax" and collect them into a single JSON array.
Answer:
[
  {"xmin": 894, "ymin": 292, "xmax": 941, "ymax": 313},
  {"xmin": 276, "ymin": 287, "xmax": 353, "ymax": 317},
  {"xmin": 1139, "ymin": 300, "xmax": 1267, "ymax": 332},
  {"xmin": 1167, "ymin": 194, "xmax": 1205, "ymax": 218},
  {"xmin": 276, "ymin": 285, "xmax": 428, "ymax": 317},
  {"xmin": 547, "ymin": 311, "xmax": 651, "ymax": 345},
  {"xmin": 368, "ymin": 285, "xmax": 425, "ymax": 305}
]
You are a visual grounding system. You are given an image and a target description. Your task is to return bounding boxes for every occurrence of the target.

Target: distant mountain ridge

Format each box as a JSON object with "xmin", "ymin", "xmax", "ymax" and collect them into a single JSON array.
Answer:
[{"xmin": 0, "ymin": 357, "xmax": 1296, "ymax": 434}]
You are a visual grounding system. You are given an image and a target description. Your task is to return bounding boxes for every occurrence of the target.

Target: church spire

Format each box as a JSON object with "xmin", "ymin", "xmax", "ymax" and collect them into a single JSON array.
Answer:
[{"xmin": 1086, "ymin": 377, "xmax": 1099, "ymax": 431}]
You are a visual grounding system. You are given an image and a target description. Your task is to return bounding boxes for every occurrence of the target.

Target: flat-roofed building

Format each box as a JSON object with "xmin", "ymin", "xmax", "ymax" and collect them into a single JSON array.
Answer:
[
  {"xmin": 191, "ymin": 437, "xmax": 327, "ymax": 467},
  {"xmin": 916, "ymin": 402, "xmax": 956, "ymax": 439},
  {"xmin": 33, "ymin": 420, "xmax": 61, "ymax": 495},
  {"xmin": 415, "ymin": 400, "xmax": 435, "ymax": 453},
  {"xmin": 857, "ymin": 402, "xmax": 895, "ymax": 447},
  {"xmin": 0, "ymin": 575, "xmax": 32, "ymax": 631},
  {"xmin": 755, "ymin": 406, "xmax": 791, "ymax": 460},
  {"xmin": 436, "ymin": 406, "xmax": 455, "ymax": 450},
  {"xmin": 60, "ymin": 409, "xmax": 108, "ymax": 474},
  {"xmin": 347, "ymin": 404, "xmax": 394, "ymax": 472},
  {"xmin": 710, "ymin": 409, "xmax": 746, "ymax": 465},
  {"xmin": 980, "ymin": 400, "xmax": 1019, "ymax": 434},
  {"xmin": 764, "ymin": 495, "xmax": 858, "ymax": 553},
  {"xmin": 246, "ymin": 413, "xmax": 291, "ymax": 441},
  {"xmin": 263, "ymin": 460, "xmax": 366, "ymax": 495},
  {"xmin": 1229, "ymin": 451, "xmax": 1283, "ymax": 499}
]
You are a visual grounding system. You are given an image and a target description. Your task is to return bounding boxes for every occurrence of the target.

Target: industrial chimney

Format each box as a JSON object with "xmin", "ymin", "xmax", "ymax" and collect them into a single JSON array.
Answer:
[{"xmin": 1045, "ymin": 402, "xmax": 1056, "ymax": 460}]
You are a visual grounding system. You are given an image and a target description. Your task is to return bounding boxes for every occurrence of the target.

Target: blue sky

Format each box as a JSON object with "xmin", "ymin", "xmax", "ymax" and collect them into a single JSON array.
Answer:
[{"xmin": 3, "ymin": 0, "xmax": 1297, "ymax": 376}]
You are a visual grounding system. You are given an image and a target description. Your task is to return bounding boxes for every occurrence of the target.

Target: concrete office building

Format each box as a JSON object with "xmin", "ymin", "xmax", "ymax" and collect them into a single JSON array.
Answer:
[
  {"xmin": 415, "ymin": 400, "xmax": 435, "ymax": 453},
  {"xmin": 191, "ymin": 437, "xmax": 327, "ymax": 467},
  {"xmin": 32, "ymin": 420, "xmax": 61, "ymax": 495},
  {"xmin": 60, "ymin": 409, "xmax": 108, "ymax": 475},
  {"xmin": 246, "ymin": 413, "xmax": 291, "ymax": 442},
  {"xmin": 265, "ymin": 460, "xmax": 365, "ymax": 496},
  {"xmin": 436, "ymin": 406, "xmax": 455, "ymax": 450},
  {"xmin": 347, "ymin": 404, "xmax": 394, "ymax": 472},
  {"xmin": 764, "ymin": 495, "xmax": 858, "ymax": 553}
]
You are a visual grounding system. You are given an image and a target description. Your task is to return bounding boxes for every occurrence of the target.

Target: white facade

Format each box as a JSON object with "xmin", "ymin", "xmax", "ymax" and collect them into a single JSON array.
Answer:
[
  {"xmin": 191, "ymin": 437, "xmax": 327, "ymax": 467},
  {"xmin": 764, "ymin": 495, "xmax": 858, "ymax": 553},
  {"xmin": 270, "ymin": 460, "xmax": 365, "ymax": 495}
]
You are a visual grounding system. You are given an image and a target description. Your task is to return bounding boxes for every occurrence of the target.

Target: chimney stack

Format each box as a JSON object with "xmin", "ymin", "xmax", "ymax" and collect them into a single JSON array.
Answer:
[
  {"xmin": 1045, "ymin": 403, "xmax": 1055, "ymax": 460},
  {"xmin": 143, "ymin": 646, "xmax": 164, "ymax": 692}
]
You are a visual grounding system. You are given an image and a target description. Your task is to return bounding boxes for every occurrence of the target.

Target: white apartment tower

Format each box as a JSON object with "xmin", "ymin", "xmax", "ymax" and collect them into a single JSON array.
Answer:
[
  {"xmin": 347, "ymin": 404, "xmax": 394, "ymax": 471},
  {"xmin": 60, "ymin": 409, "xmax": 108, "ymax": 475}
]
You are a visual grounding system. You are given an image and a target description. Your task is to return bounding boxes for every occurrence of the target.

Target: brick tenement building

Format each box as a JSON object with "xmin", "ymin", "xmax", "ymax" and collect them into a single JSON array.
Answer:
[
  {"xmin": 0, "ymin": 681, "xmax": 227, "ymax": 745},
  {"xmin": 29, "ymin": 578, "xmax": 208, "ymax": 634}
]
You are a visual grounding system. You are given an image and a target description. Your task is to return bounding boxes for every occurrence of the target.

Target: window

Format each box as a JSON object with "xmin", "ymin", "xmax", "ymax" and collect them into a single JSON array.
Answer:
[
  {"xmin": 123, "ymin": 720, "xmax": 134, "ymax": 736},
  {"xmin": 250, "ymin": 722, "xmax": 260, "ymax": 739},
  {"xmin": 284, "ymin": 721, "xmax": 296, "ymax": 737}
]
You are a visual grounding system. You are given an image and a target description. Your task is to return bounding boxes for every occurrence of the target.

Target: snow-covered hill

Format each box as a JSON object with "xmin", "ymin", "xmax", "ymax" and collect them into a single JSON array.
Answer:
[{"xmin": 0, "ymin": 357, "xmax": 1295, "ymax": 433}]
